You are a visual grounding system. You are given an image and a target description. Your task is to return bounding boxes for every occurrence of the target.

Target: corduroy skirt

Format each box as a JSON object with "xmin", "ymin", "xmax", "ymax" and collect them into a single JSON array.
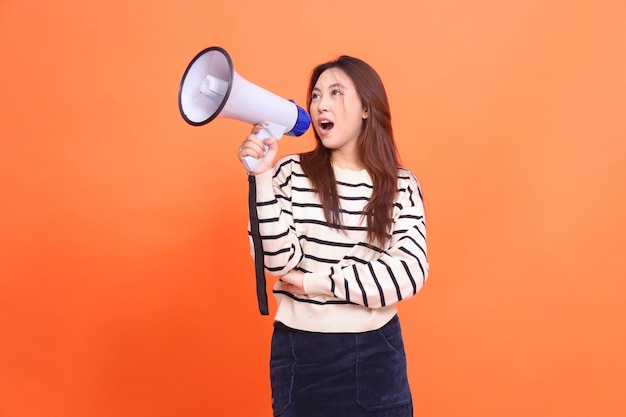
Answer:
[{"xmin": 269, "ymin": 315, "xmax": 413, "ymax": 417}]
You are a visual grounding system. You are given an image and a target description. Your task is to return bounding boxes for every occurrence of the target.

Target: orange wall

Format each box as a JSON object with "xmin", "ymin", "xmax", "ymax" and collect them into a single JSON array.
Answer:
[{"xmin": 1, "ymin": 1, "xmax": 625, "ymax": 416}]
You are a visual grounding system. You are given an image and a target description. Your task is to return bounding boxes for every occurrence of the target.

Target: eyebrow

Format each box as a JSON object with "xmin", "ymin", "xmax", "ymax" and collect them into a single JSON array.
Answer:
[{"xmin": 312, "ymin": 83, "xmax": 346, "ymax": 92}]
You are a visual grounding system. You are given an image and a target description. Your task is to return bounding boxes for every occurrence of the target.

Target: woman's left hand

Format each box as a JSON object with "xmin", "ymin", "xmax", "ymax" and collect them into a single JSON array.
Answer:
[{"xmin": 279, "ymin": 270, "xmax": 306, "ymax": 295}]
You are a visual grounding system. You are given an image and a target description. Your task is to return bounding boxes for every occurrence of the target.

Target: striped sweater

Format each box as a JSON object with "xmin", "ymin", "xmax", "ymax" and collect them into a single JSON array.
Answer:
[{"xmin": 250, "ymin": 154, "xmax": 429, "ymax": 333}]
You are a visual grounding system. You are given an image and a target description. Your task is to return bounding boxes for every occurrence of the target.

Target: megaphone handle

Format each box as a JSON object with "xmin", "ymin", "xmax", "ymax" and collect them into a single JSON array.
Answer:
[{"xmin": 242, "ymin": 122, "xmax": 287, "ymax": 172}]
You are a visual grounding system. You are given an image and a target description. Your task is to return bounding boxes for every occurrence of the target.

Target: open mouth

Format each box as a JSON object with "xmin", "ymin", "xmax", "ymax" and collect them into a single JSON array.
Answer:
[{"xmin": 319, "ymin": 120, "xmax": 334, "ymax": 134}]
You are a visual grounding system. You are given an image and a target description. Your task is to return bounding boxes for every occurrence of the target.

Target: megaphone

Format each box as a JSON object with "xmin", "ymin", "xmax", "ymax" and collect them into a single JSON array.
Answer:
[{"xmin": 178, "ymin": 46, "xmax": 311, "ymax": 172}]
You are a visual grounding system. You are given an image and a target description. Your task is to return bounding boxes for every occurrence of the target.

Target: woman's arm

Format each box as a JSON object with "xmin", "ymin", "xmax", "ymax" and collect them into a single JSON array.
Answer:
[
  {"xmin": 300, "ymin": 172, "xmax": 429, "ymax": 308},
  {"xmin": 250, "ymin": 157, "xmax": 304, "ymax": 276}
]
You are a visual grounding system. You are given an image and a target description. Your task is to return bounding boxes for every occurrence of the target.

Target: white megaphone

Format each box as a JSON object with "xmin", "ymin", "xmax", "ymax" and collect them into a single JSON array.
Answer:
[{"xmin": 178, "ymin": 46, "xmax": 311, "ymax": 172}]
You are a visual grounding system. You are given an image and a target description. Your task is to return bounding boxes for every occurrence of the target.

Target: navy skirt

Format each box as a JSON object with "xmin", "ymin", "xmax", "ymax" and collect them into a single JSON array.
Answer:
[{"xmin": 270, "ymin": 315, "xmax": 413, "ymax": 417}]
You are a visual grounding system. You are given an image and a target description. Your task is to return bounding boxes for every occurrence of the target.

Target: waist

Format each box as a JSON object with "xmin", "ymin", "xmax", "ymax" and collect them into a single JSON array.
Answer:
[{"xmin": 273, "ymin": 293, "xmax": 398, "ymax": 333}]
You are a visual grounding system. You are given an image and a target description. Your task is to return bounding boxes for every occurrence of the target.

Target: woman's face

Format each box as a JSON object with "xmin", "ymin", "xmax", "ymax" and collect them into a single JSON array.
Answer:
[{"xmin": 309, "ymin": 68, "xmax": 368, "ymax": 156}]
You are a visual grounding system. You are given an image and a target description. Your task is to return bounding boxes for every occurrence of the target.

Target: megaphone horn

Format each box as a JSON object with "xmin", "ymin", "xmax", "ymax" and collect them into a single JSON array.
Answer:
[{"xmin": 178, "ymin": 46, "xmax": 311, "ymax": 172}]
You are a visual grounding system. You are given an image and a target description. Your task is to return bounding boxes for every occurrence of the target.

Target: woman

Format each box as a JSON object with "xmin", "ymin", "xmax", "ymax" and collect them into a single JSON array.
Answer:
[{"xmin": 237, "ymin": 55, "xmax": 429, "ymax": 417}]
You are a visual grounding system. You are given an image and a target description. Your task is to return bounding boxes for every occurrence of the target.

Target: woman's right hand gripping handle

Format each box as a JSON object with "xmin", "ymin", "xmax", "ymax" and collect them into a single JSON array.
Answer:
[{"xmin": 237, "ymin": 123, "xmax": 280, "ymax": 175}]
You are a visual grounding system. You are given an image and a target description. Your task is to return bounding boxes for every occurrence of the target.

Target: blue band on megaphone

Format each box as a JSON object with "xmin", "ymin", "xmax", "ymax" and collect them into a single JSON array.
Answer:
[{"xmin": 286, "ymin": 102, "xmax": 311, "ymax": 137}]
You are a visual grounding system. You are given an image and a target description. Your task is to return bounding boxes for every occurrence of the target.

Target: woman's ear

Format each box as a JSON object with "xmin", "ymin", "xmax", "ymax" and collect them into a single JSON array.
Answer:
[{"xmin": 362, "ymin": 108, "xmax": 368, "ymax": 120}]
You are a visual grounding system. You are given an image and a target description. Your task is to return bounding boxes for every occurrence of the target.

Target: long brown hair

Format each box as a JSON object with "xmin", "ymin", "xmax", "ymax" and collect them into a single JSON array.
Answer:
[{"xmin": 300, "ymin": 55, "xmax": 400, "ymax": 247}]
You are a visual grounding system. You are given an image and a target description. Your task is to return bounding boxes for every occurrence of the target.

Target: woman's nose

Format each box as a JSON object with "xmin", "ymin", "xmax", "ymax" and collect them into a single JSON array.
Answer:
[{"xmin": 317, "ymin": 97, "xmax": 329, "ymax": 112}]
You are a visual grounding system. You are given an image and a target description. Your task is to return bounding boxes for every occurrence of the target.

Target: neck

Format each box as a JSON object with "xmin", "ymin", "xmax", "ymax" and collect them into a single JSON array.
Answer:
[{"xmin": 330, "ymin": 150, "xmax": 364, "ymax": 171}]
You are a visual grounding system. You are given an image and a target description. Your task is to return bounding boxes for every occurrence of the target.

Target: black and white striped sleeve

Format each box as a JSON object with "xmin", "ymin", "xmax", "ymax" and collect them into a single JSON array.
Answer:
[{"xmin": 249, "ymin": 157, "xmax": 303, "ymax": 276}]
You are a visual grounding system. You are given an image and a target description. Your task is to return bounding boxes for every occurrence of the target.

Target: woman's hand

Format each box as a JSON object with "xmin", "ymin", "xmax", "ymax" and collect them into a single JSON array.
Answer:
[
  {"xmin": 278, "ymin": 270, "xmax": 306, "ymax": 295},
  {"xmin": 237, "ymin": 124, "xmax": 279, "ymax": 175}
]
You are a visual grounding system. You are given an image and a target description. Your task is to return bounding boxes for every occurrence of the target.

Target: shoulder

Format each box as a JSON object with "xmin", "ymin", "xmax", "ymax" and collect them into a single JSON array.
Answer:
[
  {"xmin": 273, "ymin": 154, "xmax": 304, "ymax": 180},
  {"xmin": 397, "ymin": 166, "xmax": 420, "ymax": 188},
  {"xmin": 274, "ymin": 154, "xmax": 302, "ymax": 171},
  {"xmin": 396, "ymin": 167, "xmax": 424, "ymax": 203}
]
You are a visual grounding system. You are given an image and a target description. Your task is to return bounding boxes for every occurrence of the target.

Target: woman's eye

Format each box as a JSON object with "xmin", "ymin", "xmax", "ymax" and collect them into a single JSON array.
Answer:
[
  {"xmin": 332, "ymin": 89, "xmax": 342, "ymax": 96},
  {"xmin": 311, "ymin": 93, "xmax": 320, "ymax": 100}
]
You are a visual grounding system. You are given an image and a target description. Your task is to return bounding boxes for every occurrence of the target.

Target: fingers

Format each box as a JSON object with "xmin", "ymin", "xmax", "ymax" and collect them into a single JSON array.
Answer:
[
  {"xmin": 237, "ymin": 124, "xmax": 278, "ymax": 174},
  {"xmin": 237, "ymin": 125, "xmax": 278, "ymax": 160},
  {"xmin": 238, "ymin": 133, "xmax": 266, "ymax": 161},
  {"xmin": 278, "ymin": 281, "xmax": 307, "ymax": 296}
]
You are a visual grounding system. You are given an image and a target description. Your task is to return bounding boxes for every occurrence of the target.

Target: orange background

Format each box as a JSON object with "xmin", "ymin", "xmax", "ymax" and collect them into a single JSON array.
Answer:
[{"xmin": 1, "ymin": 1, "xmax": 625, "ymax": 416}]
